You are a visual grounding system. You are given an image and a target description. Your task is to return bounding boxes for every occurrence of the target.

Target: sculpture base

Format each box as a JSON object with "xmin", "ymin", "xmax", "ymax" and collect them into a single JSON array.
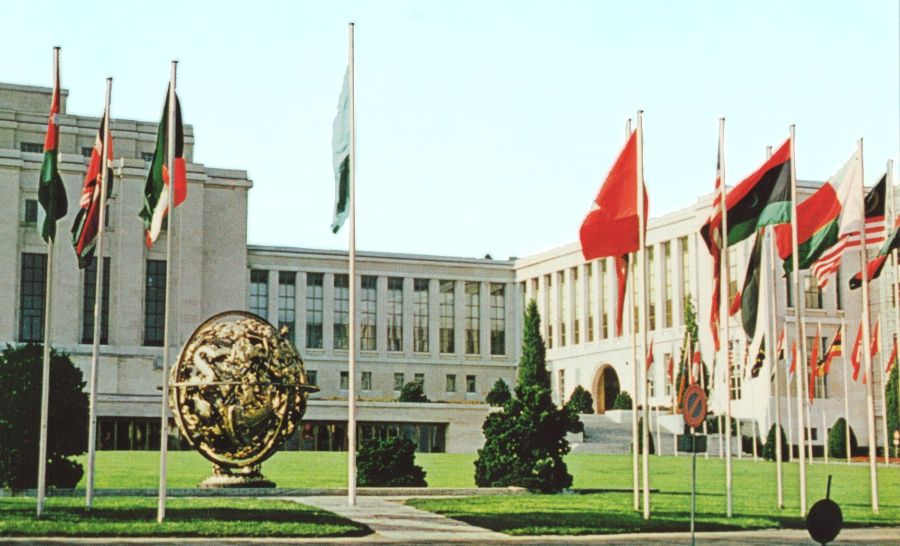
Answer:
[{"xmin": 199, "ymin": 464, "xmax": 276, "ymax": 489}]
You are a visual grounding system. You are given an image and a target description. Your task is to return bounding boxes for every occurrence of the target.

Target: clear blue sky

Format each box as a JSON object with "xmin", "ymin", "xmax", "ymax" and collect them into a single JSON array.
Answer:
[{"xmin": 5, "ymin": 0, "xmax": 898, "ymax": 259}]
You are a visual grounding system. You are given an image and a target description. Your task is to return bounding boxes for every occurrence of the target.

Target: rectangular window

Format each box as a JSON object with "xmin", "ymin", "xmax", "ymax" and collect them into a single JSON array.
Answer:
[
  {"xmin": 307, "ymin": 370, "xmax": 318, "ymax": 386},
  {"xmin": 249, "ymin": 270, "xmax": 269, "ymax": 319},
  {"xmin": 278, "ymin": 271, "xmax": 296, "ymax": 341},
  {"xmin": 600, "ymin": 259, "xmax": 609, "ymax": 339},
  {"xmin": 648, "ymin": 372, "xmax": 656, "ymax": 398},
  {"xmin": 728, "ymin": 248, "xmax": 738, "ymax": 303},
  {"xmin": 466, "ymin": 374, "xmax": 476, "ymax": 394},
  {"xmin": 18, "ymin": 253, "xmax": 47, "ymax": 342},
  {"xmin": 306, "ymin": 272, "xmax": 323, "ymax": 349},
  {"xmin": 663, "ymin": 242, "xmax": 673, "ymax": 328},
  {"xmin": 141, "ymin": 152, "xmax": 155, "ymax": 163},
  {"xmin": 82, "ymin": 257, "xmax": 111, "ymax": 344},
  {"xmin": 24, "ymin": 199, "xmax": 38, "ymax": 224},
  {"xmin": 663, "ymin": 352, "xmax": 672, "ymax": 396},
  {"xmin": 680, "ymin": 236, "xmax": 690, "ymax": 314},
  {"xmin": 805, "ymin": 274, "xmax": 823, "ymax": 309},
  {"xmin": 333, "ymin": 274, "xmax": 349, "ymax": 350},
  {"xmin": 573, "ymin": 267, "xmax": 581, "ymax": 344},
  {"xmin": 835, "ymin": 270, "xmax": 843, "ymax": 310},
  {"xmin": 631, "ymin": 259, "xmax": 639, "ymax": 333},
  {"xmin": 648, "ymin": 246, "xmax": 656, "ymax": 330},
  {"xmin": 387, "ymin": 277, "xmax": 403, "ymax": 352},
  {"xmin": 558, "ymin": 369, "xmax": 566, "ymax": 402},
  {"xmin": 81, "ymin": 146, "xmax": 94, "ymax": 158},
  {"xmin": 490, "ymin": 283, "xmax": 506, "ymax": 355},
  {"xmin": 20, "ymin": 142, "xmax": 43, "ymax": 153},
  {"xmin": 394, "ymin": 372, "xmax": 405, "ymax": 391},
  {"xmin": 558, "ymin": 271, "xmax": 566, "ymax": 347},
  {"xmin": 143, "ymin": 260, "xmax": 166, "ymax": 346},
  {"xmin": 361, "ymin": 371, "xmax": 372, "ymax": 391},
  {"xmin": 439, "ymin": 280, "xmax": 455, "ymax": 353},
  {"xmin": 340, "ymin": 371, "xmax": 349, "ymax": 390},
  {"xmin": 729, "ymin": 340, "xmax": 742, "ymax": 400},
  {"xmin": 446, "ymin": 374, "xmax": 457, "ymax": 392},
  {"xmin": 465, "ymin": 282, "xmax": 480, "ymax": 354},
  {"xmin": 809, "ymin": 336, "xmax": 829, "ymax": 399},
  {"xmin": 361, "ymin": 276, "xmax": 377, "ymax": 351},
  {"xmin": 587, "ymin": 264, "xmax": 595, "ymax": 342},
  {"xmin": 786, "ymin": 273, "xmax": 793, "ymax": 308},
  {"xmin": 413, "ymin": 279, "xmax": 429, "ymax": 353},
  {"xmin": 414, "ymin": 373, "xmax": 425, "ymax": 388},
  {"xmin": 545, "ymin": 274, "xmax": 553, "ymax": 348}
]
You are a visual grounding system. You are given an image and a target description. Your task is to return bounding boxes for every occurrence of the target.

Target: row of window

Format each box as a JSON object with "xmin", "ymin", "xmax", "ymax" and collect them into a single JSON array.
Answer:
[
  {"xmin": 307, "ymin": 369, "xmax": 478, "ymax": 394},
  {"xmin": 18, "ymin": 253, "xmax": 165, "ymax": 346},
  {"xmin": 249, "ymin": 271, "xmax": 507, "ymax": 356},
  {"xmin": 19, "ymin": 141, "xmax": 163, "ymax": 164}
]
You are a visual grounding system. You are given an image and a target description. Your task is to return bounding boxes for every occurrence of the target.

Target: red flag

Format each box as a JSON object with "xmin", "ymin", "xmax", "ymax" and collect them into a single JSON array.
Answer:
[
  {"xmin": 870, "ymin": 320, "xmax": 880, "ymax": 358},
  {"xmin": 886, "ymin": 337, "xmax": 897, "ymax": 375},
  {"xmin": 71, "ymin": 110, "xmax": 114, "ymax": 269},
  {"xmin": 614, "ymin": 255, "xmax": 628, "ymax": 336},
  {"xmin": 707, "ymin": 149, "xmax": 725, "ymax": 353},
  {"xmin": 776, "ymin": 326, "xmax": 786, "ymax": 360},
  {"xmin": 646, "ymin": 338, "xmax": 654, "ymax": 370},
  {"xmin": 728, "ymin": 290, "xmax": 742, "ymax": 316},
  {"xmin": 851, "ymin": 324, "xmax": 863, "ymax": 381},
  {"xmin": 579, "ymin": 131, "xmax": 648, "ymax": 260},
  {"xmin": 808, "ymin": 326, "xmax": 820, "ymax": 403},
  {"xmin": 789, "ymin": 341, "xmax": 798, "ymax": 375},
  {"xmin": 691, "ymin": 350, "xmax": 701, "ymax": 384},
  {"xmin": 820, "ymin": 330, "xmax": 842, "ymax": 376},
  {"xmin": 667, "ymin": 354, "xmax": 674, "ymax": 383}
]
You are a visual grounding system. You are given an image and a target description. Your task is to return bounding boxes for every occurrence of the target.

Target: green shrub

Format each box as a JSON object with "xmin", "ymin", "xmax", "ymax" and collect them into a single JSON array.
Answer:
[
  {"xmin": 763, "ymin": 424, "xmax": 788, "ymax": 462},
  {"xmin": 397, "ymin": 381, "xmax": 429, "ymax": 403},
  {"xmin": 828, "ymin": 417, "xmax": 859, "ymax": 459},
  {"xmin": 612, "ymin": 391, "xmax": 633, "ymax": 410},
  {"xmin": 566, "ymin": 385, "xmax": 594, "ymax": 414},
  {"xmin": 485, "ymin": 378, "xmax": 511, "ymax": 407},
  {"xmin": 0, "ymin": 344, "xmax": 88, "ymax": 489},
  {"xmin": 357, "ymin": 436, "xmax": 426, "ymax": 487}
]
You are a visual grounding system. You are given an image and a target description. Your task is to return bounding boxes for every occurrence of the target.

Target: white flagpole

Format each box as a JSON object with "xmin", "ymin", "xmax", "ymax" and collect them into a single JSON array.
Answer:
[
  {"xmin": 857, "ymin": 138, "xmax": 879, "ymax": 513},
  {"xmin": 625, "ymin": 117, "xmax": 639, "ymax": 512},
  {"xmin": 785, "ymin": 327, "xmax": 794, "ymax": 460},
  {"xmin": 36, "ymin": 46, "xmax": 61, "ymax": 519},
  {"xmin": 157, "ymin": 60, "xmax": 177, "ymax": 524},
  {"xmin": 788, "ymin": 125, "xmax": 810, "ymax": 515},
  {"xmin": 86, "ymin": 77, "xmax": 112, "ymax": 510},
  {"xmin": 636, "ymin": 110, "xmax": 651, "ymax": 520},
  {"xmin": 764, "ymin": 144, "xmax": 784, "ymax": 508},
  {"xmin": 347, "ymin": 21, "xmax": 358, "ymax": 507},
  {"xmin": 717, "ymin": 117, "xmax": 733, "ymax": 517},
  {"xmin": 878, "ymin": 187, "xmax": 892, "ymax": 467},
  {"xmin": 842, "ymin": 319, "xmax": 851, "ymax": 464},
  {"xmin": 889, "ymin": 158, "xmax": 900, "ymax": 464}
]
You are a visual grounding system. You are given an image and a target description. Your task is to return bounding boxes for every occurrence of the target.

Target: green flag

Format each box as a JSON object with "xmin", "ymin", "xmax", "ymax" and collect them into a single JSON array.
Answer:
[
  {"xmin": 331, "ymin": 67, "xmax": 351, "ymax": 234},
  {"xmin": 38, "ymin": 55, "xmax": 68, "ymax": 242}
]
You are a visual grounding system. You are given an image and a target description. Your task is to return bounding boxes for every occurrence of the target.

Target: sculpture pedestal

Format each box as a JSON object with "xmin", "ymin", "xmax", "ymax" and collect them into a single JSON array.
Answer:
[{"xmin": 199, "ymin": 464, "xmax": 275, "ymax": 488}]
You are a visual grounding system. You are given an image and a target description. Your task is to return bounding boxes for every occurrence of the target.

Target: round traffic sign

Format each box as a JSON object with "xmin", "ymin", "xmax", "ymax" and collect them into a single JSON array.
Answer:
[
  {"xmin": 682, "ymin": 384, "xmax": 707, "ymax": 429},
  {"xmin": 807, "ymin": 498, "xmax": 842, "ymax": 545}
]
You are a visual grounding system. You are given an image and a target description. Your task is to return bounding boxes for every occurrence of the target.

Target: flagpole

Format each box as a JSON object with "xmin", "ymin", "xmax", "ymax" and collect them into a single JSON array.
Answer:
[
  {"xmin": 716, "ymin": 117, "xmax": 733, "ymax": 517},
  {"xmin": 35, "ymin": 45, "xmax": 61, "ymax": 519},
  {"xmin": 806, "ymin": 327, "xmax": 814, "ymax": 465},
  {"xmin": 785, "ymin": 328, "xmax": 794, "ymax": 460},
  {"xmin": 788, "ymin": 125, "xmax": 810, "ymax": 515},
  {"xmin": 636, "ymin": 110, "xmax": 651, "ymax": 520},
  {"xmin": 85, "ymin": 77, "xmax": 112, "ymax": 510},
  {"xmin": 842, "ymin": 319, "xmax": 851, "ymax": 464},
  {"xmin": 625, "ymin": 117, "xmax": 639, "ymax": 513},
  {"xmin": 764, "ymin": 143, "xmax": 784, "ymax": 507},
  {"xmin": 879, "ymin": 180, "xmax": 892, "ymax": 466},
  {"xmin": 889, "ymin": 158, "xmax": 900, "ymax": 464},
  {"xmin": 856, "ymin": 138, "xmax": 879, "ymax": 513},
  {"xmin": 157, "ymin": 60, "xmax": 177, "ymax": 524},
  {"xmin": 346, "ymin": 21, "xmax": 358, "ymax": 508}
]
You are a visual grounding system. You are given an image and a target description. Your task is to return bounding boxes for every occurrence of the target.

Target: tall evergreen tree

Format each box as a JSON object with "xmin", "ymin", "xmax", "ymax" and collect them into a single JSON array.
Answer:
[
  {"xmin": 674, "ymin": 295, "xmax": 710, "ymax": 406},
  {"xmin": 518, "ymin": 300, "xmax": 550, "ymax": 389}
]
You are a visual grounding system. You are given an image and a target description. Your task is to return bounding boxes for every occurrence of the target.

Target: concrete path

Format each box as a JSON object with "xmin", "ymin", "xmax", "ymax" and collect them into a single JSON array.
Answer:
[{"xmin": 289, "ymin": 495, "xmax": 508, "ymax": 542}]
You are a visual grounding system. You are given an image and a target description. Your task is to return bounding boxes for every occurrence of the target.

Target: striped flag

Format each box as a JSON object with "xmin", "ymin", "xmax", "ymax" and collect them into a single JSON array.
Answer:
[
  {"xmin": 706, "ymin": 144, "xmax": 724, "ymax": 352},
  {"xmin": 331, "ymin": 66, "xmax": 351, "ymax": 233},
  {"xmin": 819, "ymin": 330, "xmax": 842, "ymax": 376},
  {"xmin": 71, "ymin": 108, "xmax": 114, "ymax": 268},
  {"xmin": 810, "ymin": 175, "xmax": 886, "ymax": 287},
  {"xmin": 38, "ymin": 51, "xmax": 68, "ymax": 242},
  {"xmin": 886, "ymin": 336, "xmax": 897, "ymax": 375}
]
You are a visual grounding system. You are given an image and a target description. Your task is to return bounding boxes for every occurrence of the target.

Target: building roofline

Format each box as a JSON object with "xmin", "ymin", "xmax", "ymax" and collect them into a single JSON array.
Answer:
[{"xmin": 247, "ymin": 244, "xmax": 515, "ymax": 267}]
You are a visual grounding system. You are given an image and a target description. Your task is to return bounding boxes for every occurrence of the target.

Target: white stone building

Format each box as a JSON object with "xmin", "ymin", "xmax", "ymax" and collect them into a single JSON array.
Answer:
[{"xmin": 2, "ymin": 81, "xmax": 895, "ymax": 455}]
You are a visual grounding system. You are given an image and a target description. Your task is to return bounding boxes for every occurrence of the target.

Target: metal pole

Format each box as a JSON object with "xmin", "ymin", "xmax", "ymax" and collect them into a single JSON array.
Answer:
[
  {"xmin": 764, "ymin": 142, "xmax": 784, "ymax": 507},
  {"xmin": 625, "ymin": 117, "xmax": 639, "ymax": 513},
  {"xmin": 717, "ymin": 118, "xmax": 733, "ymax": 517},
  {"xmin": 347, "ymin": 21, "xmax": 358, "ymax": 507},
  {"xmin": 157, "ymin": 60, "xmax": 177, "ymax": 524},
  {"xmin": 857, "ymin": 139, "xmax": 880, "ymax": 513},
  {"xmin": 788, "ymin": 125, "xmax": 809, "ymax": 515},
  {"xmin": 637, "ymin": 110, "xmax": 651, "ymax": 520},
  {"xmin": 36, "ymin": 45, "xmax": 61, "ymax": 519},
  {"xmin": 889, "ymin": 158, "xmax": 900, "ymax": 468},
  {"xmin": 842, "ymin": 320, "xmax": 851, "ymax": 464},
  {"xmin": 86, "ymin": 77, "xmax": 112, "ymax": 510},
  {"xmin": 691, "ymin": 432, "xmax": 696, "ymax": 546}
]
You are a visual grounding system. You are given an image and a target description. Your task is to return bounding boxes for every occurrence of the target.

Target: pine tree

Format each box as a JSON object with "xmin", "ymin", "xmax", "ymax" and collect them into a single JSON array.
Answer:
[
  {"xmin": 674, "ymin": 295, "xmax": 711, "ymax": 408},
  {"xmin": 485, "ymin": 378, "xmax": 511, "ymax": 407},
  {"xmin": 517, "ymin": 300, "xmax": 550, "ymax": 389},
  {"xmin": 566, "ymin": 385, "xmax": 594, "ymax": 414}
]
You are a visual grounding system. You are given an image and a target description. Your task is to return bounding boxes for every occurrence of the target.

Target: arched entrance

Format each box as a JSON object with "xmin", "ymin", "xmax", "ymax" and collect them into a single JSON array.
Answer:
[{"xmin": 592, "ymin": 365, "xmax": 620, "ymax": 414}]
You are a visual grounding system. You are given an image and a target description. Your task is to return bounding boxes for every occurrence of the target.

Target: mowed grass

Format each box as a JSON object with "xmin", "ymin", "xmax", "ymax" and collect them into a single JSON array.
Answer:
[
  {"xmin": 0, "ymin": 497, "xmax": 370, "ymax": 537},
  {"xmin": 410, "ymin": 454, "xmax": 900, "ymax": 535}
]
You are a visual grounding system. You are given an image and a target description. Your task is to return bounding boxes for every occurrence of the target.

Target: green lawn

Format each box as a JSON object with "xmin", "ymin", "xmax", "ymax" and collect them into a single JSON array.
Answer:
[
  {"xmin": 409, "ymin": 455, "xmax": 900, "ymax": 535},
  {"xmin": 0, "ymin": 497, "xmax": 370, "ymax": 537}
]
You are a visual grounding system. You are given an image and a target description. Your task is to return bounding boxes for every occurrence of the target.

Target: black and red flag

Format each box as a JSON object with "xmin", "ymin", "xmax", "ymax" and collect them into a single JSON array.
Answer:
[
  {"xmin": 71, "ymin": 109, "xmax": 114, "ymax": 268},
  {"xmin": 849, "ymin": 222, "xmax": 900, "ymax": 289}
]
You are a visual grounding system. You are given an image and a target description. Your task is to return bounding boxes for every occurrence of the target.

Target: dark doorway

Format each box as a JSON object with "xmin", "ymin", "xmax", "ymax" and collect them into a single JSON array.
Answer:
[{"xmin": 594, "ymin": 365, "xmax": 621, "ymax": 413}]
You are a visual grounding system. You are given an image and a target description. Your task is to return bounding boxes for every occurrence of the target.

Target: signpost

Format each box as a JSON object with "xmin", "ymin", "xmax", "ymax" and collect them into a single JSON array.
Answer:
[{"xmin": 681, "ymin": 384, "xmax": 708, "ymax": 546}]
